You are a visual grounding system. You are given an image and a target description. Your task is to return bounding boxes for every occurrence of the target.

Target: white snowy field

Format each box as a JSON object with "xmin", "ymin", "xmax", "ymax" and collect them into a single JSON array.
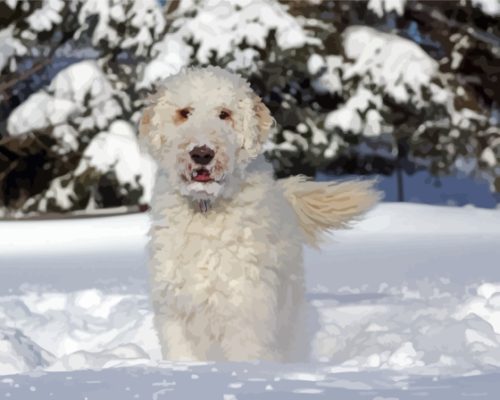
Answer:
[{"xmin": 1, "ymin": 203, "xmax": 500, "ymax": 399}]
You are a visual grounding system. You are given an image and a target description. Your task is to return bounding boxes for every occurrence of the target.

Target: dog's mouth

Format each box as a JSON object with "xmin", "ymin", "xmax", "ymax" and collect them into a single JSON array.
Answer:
[{"xmin": 191, "ymin": 167, "xmax": 213, "ymax": 183}]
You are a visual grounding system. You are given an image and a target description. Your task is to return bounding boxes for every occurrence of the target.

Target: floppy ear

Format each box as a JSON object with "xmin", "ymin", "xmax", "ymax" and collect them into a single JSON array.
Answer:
[
  {"xmin": 252, "ymin": 94, "xmax": 274, "ymax": 144},
  {"xmin": 138, "ymin": 102, "xmax": 163, "ymax": 155},
  {"xmin": 239, "ymin": 93, "xmax": 274, "ymax": 159}
]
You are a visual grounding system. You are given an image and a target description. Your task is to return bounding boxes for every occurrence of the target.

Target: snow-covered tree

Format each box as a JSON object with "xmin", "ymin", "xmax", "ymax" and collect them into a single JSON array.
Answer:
[
  {"xmin": 0, "ymin": 0, "xmax": 163, "ymax": 213},
  {"xmin": 0, "ymin": 0, "xmax": 498, "ymax": 215},
  {"xmin": 258, "ymin": 0, "xmax": 499, "ymax": 195}
]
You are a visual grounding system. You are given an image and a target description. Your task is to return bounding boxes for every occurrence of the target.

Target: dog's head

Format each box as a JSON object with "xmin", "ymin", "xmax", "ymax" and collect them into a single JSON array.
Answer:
[{"xmin": 139, "ymin": 66, "xmax": 273, "ymax": 202}]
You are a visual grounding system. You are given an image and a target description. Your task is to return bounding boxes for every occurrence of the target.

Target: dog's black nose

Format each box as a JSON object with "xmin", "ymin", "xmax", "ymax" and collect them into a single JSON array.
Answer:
[{"xmin": 190, "ymin": 145, "xmax": 215, "ymax": 165}]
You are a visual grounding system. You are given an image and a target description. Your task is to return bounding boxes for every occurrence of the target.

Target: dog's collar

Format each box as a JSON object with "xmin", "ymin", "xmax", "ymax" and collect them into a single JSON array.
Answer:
[{"xmin": 198, "ymin": 199, "xmax": 211, "ymax": 213}]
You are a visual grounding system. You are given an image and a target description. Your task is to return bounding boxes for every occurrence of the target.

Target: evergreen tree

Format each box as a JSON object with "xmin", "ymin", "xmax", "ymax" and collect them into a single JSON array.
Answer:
[{"xmin": 0, "ymin": 0, "xmax": 498, "ymax": 215}]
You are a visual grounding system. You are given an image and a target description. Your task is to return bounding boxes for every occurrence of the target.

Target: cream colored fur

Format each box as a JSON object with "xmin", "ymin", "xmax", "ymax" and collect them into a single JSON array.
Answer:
[
  {"xmin": 140, "ymin": 66, "xmax": 378, "ymax": 362},
  {"xmin": 281, "ymin": 177, "xmax": 380, "ymax": 247}
]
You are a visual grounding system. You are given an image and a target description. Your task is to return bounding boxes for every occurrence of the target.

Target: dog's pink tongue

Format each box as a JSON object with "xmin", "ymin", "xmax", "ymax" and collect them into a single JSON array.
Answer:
[{"xmin": 194, "ymin": 169, "xmax": 212, "ymax": 182}]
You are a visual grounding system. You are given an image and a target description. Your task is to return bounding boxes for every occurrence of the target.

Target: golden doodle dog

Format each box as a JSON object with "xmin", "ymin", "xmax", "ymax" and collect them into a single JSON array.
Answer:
[{"xmin": 139, "ymin": 66, "xmax": 379, "ymax": 362}]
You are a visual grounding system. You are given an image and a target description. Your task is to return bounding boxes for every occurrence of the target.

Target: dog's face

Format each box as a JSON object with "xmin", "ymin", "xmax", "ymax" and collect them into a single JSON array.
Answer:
[{"xmin": 139, "ymin": 67, "xmax": 273, "ymax": 202}]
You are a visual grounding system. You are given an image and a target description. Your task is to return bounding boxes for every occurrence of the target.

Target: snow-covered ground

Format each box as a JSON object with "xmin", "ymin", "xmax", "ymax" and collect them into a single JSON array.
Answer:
[{"xmin": 1, "ymin": 203, "xmax": 500, "ymax": 398}]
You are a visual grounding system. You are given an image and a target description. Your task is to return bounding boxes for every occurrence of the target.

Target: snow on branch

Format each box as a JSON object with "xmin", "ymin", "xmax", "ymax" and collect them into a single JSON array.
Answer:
[
  {"xmin": 7, "ymin": 60, "xmax": 126, "ymax": 143},
  {"xmin": 140, "ymin": 0, "xmax": 320, "ymax": 87}
]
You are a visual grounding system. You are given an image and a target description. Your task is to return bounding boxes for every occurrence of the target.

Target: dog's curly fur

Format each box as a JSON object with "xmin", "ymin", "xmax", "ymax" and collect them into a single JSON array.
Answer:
[{"xmin": 139, "ymin": 66, "xmax": 379, "ymax": 362}]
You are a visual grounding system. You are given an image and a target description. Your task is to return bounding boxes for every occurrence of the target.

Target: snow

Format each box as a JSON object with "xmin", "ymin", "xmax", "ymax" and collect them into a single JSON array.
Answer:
[
  {"xmin": 325, "ymin": 88, "xmax": 383, "ymax": 135},
  {"xmin": 7, "ymin": 60, "xmax": 124, "ymax": 136},
  {"xmin": 323, "ymin": 137, "xmax": 340, "ymax": 159},
  {"xmin": 49, "ymin": 61, "xmax": 124, "ymax": 130},
  {"xmin": 121, "ymin": 0, "xmax": 166, "ymax": 55},
  {"xmin": 282, "ymin": 129, "xmax": 309, "ymax": 152},
  {"xmin": 6, "ymin": 92, "xmax": 78, "ymax": 136},
  {"xmin": 307, "ymin": 54, "xmax": 325, "ymax": 75},
  {"xmin": 480, "ymin": 147, "xmax": 497, "ymax": 168},
  {"xmin": 4, "ymin": 0, "xmax": 18, "ymax": 10},
  {"xmin": 0, "ymin": 211, "xmax": 148, "ymax": 260},
  {"xmin": 368, "ymin": 0, "xmax": 407, "ymax": 17},
  {"xmin": 303, "ymin": 204, "xmax": 500, "ymax": 375},
  {"xmin": 182, "ymin": 0, "xmax": 319, "ymax": 60},
  {"xmin": 316, "ymin": 23, "xmax": 490, "ymax": 169},
  {"xmin": 26, "ymin": 0, "xmax": 65, "ymax": 33},
  {"xmin": 321, "ymin": 25, "xmax": 446, "ymax": 138},
  {"xmin": 343, "ymin": 26, "xmax": 438, "ymax": 107},
  {"xmin": 325, "ymin": 105, "xmax": 362, "ymax": 133},
  {"xmin": 77, "ymin": 0, "xmax": 165, "ymax": 56},
  {"xmin": 309, "ymin": 119, "xmax": 329, "ymax": 146},
  {"xmin": 140, "ymin": 35, "xmax": 193, "ymax": 88},
  {"xmin": 0, "ymin": 329, "xmax": 53, "ymax": 375},
  {"xmin": 471, "ymin": 0, "xmax": 500, "ymax": 16},
  {"xmin": 0, "ymin": 26, "xmax": 27, "ymax": 72},
  {"xmin": 309, "ymin": 55, "xmax": 343, "ymax": 95},
  {"xmin": 140, "ymin": 0, "xmax": 319, "ymax": 87},
  {"xmin": 226, "ymin": 48, "xmax": 260, "ymax": 73},
  {"xmin": 74, "ymin": 120, "xmax": 157, "ymax": 204},
  {"xmin": 0, "ymin": 203, "xmax": 500, "ymax": 397}
]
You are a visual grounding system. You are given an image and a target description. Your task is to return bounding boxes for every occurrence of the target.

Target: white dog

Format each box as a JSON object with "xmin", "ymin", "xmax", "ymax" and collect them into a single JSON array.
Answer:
[{"xmin": 139, "ymin": 66, "xmax": 378, "ymax": 362}]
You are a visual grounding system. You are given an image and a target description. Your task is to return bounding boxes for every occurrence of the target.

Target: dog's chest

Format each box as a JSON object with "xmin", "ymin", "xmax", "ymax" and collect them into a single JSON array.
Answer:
[{"xmin": 150, "ymin": 205, "xmax": 289, "ymax": 310}]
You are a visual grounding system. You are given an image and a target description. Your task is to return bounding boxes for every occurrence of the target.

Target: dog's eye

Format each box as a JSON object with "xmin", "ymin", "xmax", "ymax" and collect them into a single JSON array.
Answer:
[
  {"xmin": 219, "ymin": 110, "xmax": 231, "ymax": 120},
  {"xmin": 178, "ymin": 108, "xmax": 191, "ymax": 119}
]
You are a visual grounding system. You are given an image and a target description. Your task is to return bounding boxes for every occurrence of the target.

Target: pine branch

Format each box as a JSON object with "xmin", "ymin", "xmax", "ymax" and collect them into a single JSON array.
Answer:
[
  {"xmin": 0, "ymin": 30, "xmax": 75, "ymax": 96},
  {"xmin": 0, "ymin": 57, "xmax": 52, "ymax": 95},
  {"xmin": 408, "ymin": 2, "xmax": 500, "ymax": 49},
  {"xmin": 164, "ymin": 0, "xmax": 181, "ymax": 19}
]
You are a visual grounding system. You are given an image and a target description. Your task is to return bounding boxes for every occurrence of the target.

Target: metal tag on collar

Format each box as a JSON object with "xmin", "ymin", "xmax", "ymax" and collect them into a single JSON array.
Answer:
[{"xmin": 199, "ymin": 199, "xmax": 210, "ymax": 213}]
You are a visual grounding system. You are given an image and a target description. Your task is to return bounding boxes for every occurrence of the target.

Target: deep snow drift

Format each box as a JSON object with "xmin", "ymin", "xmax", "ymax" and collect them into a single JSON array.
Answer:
[{"xmin": 1, "ymin": 203, "xmax": 500, "ymax": 398}]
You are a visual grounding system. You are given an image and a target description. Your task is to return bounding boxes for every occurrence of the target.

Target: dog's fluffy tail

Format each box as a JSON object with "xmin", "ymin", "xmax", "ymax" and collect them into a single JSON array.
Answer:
[{"xmin": 280, "ymin": 176, "xmax": 381, "ymax": 247}]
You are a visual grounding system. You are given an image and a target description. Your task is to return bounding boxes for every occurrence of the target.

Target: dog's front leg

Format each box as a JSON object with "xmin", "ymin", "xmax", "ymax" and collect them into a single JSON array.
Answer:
[
  {"xmin": 221, "ymin": 321, "xmax": 282, "ymax": 362},
  {"xmin": 220, "ymin": 288, "xmax": 283, "ymax": 362},
  {"xmin": 155, "ymin": 315, "xmax": 199, "ymax": 361}
]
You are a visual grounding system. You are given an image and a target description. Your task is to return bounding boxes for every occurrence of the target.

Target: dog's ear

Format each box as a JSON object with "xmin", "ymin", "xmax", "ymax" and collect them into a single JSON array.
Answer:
[
  {"xmin": 138, "ymin": 103, "xmax": 163, "ymax": 155},
  {"xmin": 138, "ymin": 105, "xmax": 153, "ymax": 138},
  {"xmin": 239, "ymin": 93, "xmax": 274, "ymax": 159},
  {"xmin": 252, "ymin": 94, "xmax": 274, "ymax": 144}
]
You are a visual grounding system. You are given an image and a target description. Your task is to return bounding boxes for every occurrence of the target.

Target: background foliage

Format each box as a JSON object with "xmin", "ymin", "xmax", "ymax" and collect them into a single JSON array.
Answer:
[{"xmin": 0, "ymin": 0, "xmax": 498, "ymax": 215}]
